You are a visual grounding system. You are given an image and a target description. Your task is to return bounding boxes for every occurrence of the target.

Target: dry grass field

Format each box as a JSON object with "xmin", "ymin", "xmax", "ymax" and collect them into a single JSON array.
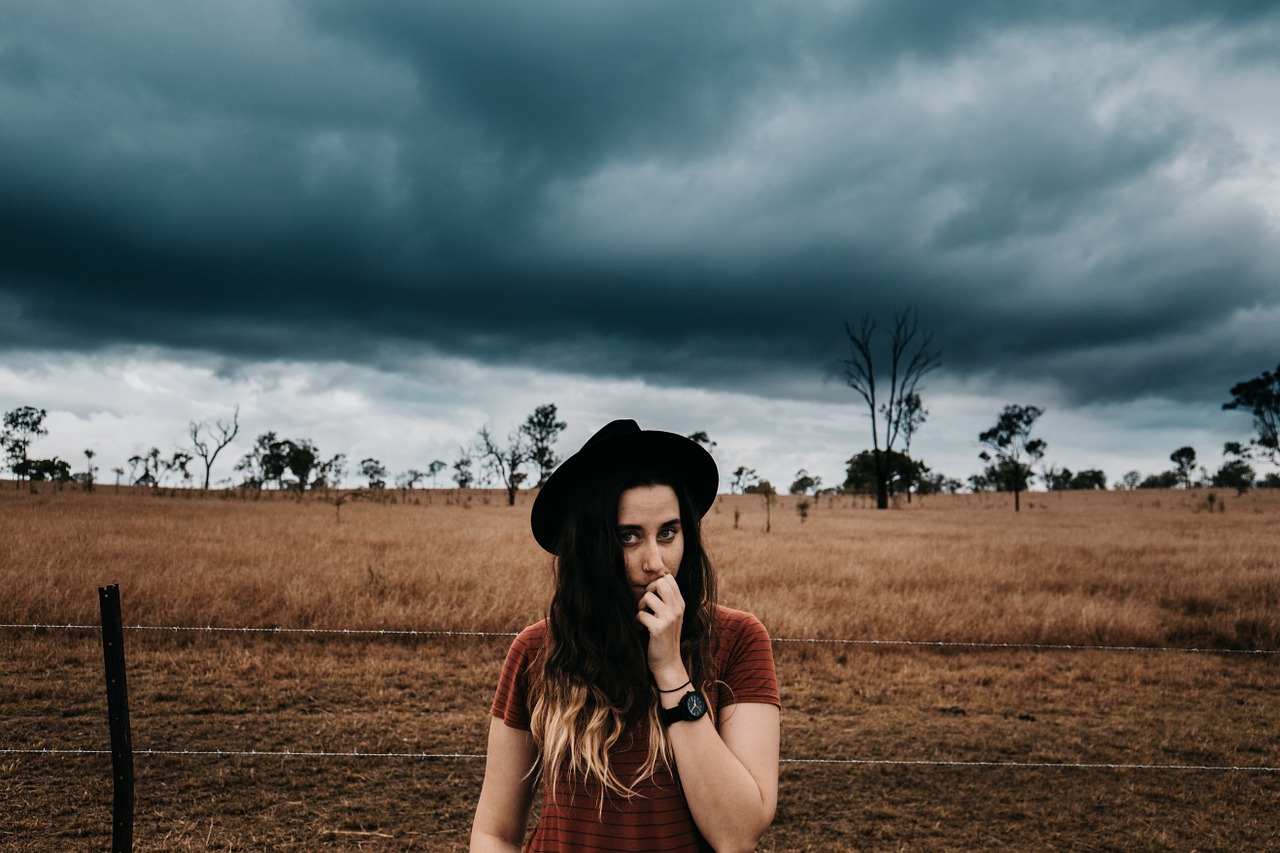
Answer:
[{"xmin": 3, "ymin": 484, "xmax": 1279, "ymax": 850}]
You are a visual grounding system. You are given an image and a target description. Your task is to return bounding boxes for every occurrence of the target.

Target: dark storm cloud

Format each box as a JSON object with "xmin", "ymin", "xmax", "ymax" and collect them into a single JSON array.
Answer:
[{"xmin": 2, "ymin": 0, "xmax": 1278, "ymax": 407}]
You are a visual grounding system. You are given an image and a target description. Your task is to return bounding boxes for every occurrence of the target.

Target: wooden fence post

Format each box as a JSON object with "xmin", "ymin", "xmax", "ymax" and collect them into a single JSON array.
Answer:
[{"xmin": 99, "ymin": 583, "xmax": 134, "ymax": 853}]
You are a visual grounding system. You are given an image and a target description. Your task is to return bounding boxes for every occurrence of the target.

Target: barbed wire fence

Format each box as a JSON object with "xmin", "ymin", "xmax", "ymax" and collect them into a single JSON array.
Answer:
[
  {"xmin": 6, "ymin": 620, "xmax": 1277, "ymax": 771},
  {"xmin": 5, "ymin": 746, "xmax": 1278, "ymax": 774},
  {"xmin": 4, "ymin": 587, "xmax": 1279, "ymax": 850},
  {"xmin": 6, "ymin": 621, "xmax": 1278, "ymax": 655}
]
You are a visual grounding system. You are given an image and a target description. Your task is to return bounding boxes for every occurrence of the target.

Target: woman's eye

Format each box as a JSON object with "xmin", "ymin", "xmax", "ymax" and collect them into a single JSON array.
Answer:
[
  {"xmin": 619, "ymin": 532, "xmax": 636, "ymax": 544},
  {"xmin": 659, "ymin": 527, "xmax": 678, "ymax": 541}
]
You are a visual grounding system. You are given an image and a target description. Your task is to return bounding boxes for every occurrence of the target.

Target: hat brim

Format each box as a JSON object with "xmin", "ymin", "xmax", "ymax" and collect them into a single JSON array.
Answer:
[{"xmin": 530, "ymin": 428, "xmax": 718, "ymax": 555}]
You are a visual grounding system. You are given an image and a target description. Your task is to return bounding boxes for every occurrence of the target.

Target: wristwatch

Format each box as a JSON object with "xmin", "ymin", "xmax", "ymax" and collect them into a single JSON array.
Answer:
[{"xmin": 661, "ymin": 690, "xmax": 708, "ymax": 726}]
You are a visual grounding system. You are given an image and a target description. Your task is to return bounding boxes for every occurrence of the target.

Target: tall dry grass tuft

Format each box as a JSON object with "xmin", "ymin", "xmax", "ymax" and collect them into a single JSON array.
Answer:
[{"xmin": 2, "ymin": 485, "xmax": 1278, "ymax": 649}]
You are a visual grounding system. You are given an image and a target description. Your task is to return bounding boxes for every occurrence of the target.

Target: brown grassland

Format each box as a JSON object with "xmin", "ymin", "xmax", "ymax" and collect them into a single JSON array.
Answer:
[{"xmin": 2, "ymin": 483, "xmax": 1279, "ymax": 851}]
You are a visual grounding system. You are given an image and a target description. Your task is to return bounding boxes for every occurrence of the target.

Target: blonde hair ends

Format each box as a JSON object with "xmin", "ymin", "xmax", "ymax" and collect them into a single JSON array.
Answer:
[{"xmin": 529, "ymin": 676, "xmax": 673, "ymax": 805}]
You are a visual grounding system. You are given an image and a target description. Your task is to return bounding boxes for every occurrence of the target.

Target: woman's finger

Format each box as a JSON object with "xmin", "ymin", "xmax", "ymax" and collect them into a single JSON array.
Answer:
[
  {"xmin": 646, "ymin": 575, "xmax": 685, "ymax": 608},
  {"xmin": 637, "ymin": 591, "xmax": 662, "ymax": 615}
]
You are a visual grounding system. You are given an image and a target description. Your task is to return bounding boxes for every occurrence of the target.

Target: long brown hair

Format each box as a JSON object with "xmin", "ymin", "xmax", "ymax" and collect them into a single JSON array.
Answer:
[{"xmin": 529, "ymin": 463, "xmax": 718, "ymax": 798}]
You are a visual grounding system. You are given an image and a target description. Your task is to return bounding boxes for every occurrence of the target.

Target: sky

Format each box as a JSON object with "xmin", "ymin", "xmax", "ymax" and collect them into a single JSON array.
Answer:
[{"xmin": 2, "ymin": 0, "xmax": 1278, "ymax": 492}]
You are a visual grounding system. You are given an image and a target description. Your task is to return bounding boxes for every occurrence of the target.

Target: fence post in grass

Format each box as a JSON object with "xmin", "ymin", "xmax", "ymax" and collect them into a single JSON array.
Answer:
[{"xmin": 98, "ymin": 583, "xmax": 135, "ymax": 853}]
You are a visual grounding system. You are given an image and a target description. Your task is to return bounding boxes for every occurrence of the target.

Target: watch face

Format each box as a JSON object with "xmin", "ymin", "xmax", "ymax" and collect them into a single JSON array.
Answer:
[{"xmin": 684, "ymin": 692, "xmax": 707, "ymax": 719}]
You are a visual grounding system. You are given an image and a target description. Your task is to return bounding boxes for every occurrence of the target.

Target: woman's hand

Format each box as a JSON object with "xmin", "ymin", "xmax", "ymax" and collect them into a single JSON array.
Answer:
[{"xmin": 636, "ymin": 574, "xmax": 688, "ymax": 688}]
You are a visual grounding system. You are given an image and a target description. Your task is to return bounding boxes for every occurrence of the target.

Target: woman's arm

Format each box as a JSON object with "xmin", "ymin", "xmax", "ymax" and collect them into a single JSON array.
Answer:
[
  {"xmin": 638, "ymin": 576, "xmax": 780, "ymax": 851},
  {"xmin": 470, "ymin": 717, "xmax": 536, "ymax": 853},
  {"xmin": 663, "ymin": 699, "xmax": 780, "ymax": 852}
]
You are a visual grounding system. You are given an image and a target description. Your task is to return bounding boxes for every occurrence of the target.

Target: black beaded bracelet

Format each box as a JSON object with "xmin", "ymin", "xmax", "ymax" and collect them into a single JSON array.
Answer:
[{"xmin": 657, "ymin": 679, "xmax": 692, "ymax": 694}]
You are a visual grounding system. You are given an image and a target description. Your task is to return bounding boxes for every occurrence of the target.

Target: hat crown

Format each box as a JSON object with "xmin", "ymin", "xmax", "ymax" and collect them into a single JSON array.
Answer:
[{"xmin": 582, "ymin": 419, "xmax": 641, "ymax": 451}]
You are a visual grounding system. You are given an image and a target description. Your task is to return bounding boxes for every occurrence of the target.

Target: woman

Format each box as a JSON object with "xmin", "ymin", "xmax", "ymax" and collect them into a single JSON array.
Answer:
[{"xmin": 471, "ymin": 419, "xmax": 780, "ymax": 852}]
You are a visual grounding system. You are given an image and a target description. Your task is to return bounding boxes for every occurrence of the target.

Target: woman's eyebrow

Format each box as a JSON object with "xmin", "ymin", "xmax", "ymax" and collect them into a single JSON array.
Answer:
[{"xmin": 616, "ymin": 519, "xmax": 680, "ymax": 531}]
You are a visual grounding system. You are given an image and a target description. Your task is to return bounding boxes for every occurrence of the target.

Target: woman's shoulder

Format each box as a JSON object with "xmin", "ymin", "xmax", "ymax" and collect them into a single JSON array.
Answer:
[
  {"xmin": 707, "ymin": 604, "xmax": 779, "ymax": 705},
  {"xmin": 512, "ymin": 617, "xmax": 547, "ymax": 637},
  {"xmin": 511, "ymin": 619, "xmax": 549, "ymax": 653},
  {"xmin": 711, "ymin": 604, "xmax": 770, "ymax": 639}
]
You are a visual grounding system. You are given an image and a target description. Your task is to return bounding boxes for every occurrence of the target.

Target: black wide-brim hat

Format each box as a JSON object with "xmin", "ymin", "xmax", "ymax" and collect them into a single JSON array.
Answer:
[{"xmin": 530, "ymin": 419, "xmax": 719, "ymax": 555}]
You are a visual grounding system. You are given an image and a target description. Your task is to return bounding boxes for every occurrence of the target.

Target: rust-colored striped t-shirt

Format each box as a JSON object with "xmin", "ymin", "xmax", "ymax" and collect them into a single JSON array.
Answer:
[{"xmin": 490, "ymin": 605, "xmax": 780, "ymax": 852}]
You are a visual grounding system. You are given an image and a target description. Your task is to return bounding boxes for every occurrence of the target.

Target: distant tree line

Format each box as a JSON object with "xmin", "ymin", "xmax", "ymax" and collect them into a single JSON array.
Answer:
[
  {"xmin": 2, "ymin": 357, "xmax": 1277, "ymax": 507},
  {"xmin": 0, "ymin": 402, "xmax": 570, "ymax": 506}
]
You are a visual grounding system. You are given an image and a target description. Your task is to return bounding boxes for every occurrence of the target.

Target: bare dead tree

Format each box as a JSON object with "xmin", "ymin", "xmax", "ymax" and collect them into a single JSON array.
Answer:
[
  {"xmin": 843, "ymin": 308, "xmax": 941, "ymax": 510},
  {"xmin": 478, "ymin": 425, "xmax": 531, "ymax": 507},
  {"xmin": 188, "ymin": 406, "xmax": 240, "ymax": 490}
]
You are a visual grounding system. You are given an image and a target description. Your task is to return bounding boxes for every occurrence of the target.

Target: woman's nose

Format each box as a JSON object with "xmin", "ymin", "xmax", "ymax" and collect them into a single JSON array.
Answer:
[{"xmin": 642, "ymin": 541, "xmax": 665, "ymax": 574}]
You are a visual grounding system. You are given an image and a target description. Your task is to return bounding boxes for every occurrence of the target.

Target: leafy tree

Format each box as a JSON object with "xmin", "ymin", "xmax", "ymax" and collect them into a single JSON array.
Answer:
[
  {"xmin": 1170, "ymin": 446, "xmax": 1197, "ymax": 489},
  {"xmin": 520, "ymin": 404, "xmax": 567, "ymax": 488},
  {"xmin": 397, "ymin": 469, "xmax": 425, "ymax": 490},
  {"xmin": 427, "ymin": 459, "xmax": 447, "ymax": 487},
  {"xmin": 1211, "ymin": 459, "xmax": 1255, "ymax": 496},
  {"xmin": 967, "ymin": 472, "xmax": 993, "ymax": 493},
  {"xmin": 730, "ymin": 466, "xmax": 758, "ymax": 494},
  {"xmin": 236, "ymin": 432, "xmax": 278, "ymax": 490},
  {"xmin": 479, "ymin": 425, "xmax": 530, "ymax": 506},
  {"xmin": 1043, "ymin": 466, "xmax": 1106, "ymax": 491},
  {"xmin": 1223, "ymin": 362, "xmax": 1279, "ymax": 466},
  {"xmin": 111, "ymin": 466, "xmax": 125, "ymax": 493},
  {"xmin": 27, "ymin": 457, "xmax": 72, "ymax": 490},
  {"xmin": 1118, "ymin": 470, "xmax": 1142, "ymax": 490},
  {"xmin": 162, "ymin": 451, "xmax": 194, "ymax": 487},
  {"xmin": 745, "ymin": 480, "xmax": 777, "ymax": 533},
  {"xmin": 234, "ymin": 433, "xmax": 320, "ymax": 493},
  {"xmin": 2, "ymin": 406, "xmax": 48, "ymax": 490},
  {"xmin": 124, "ymin": 450, "xmax": 158, "ymax": 489},
  {"xmin": 128, "ymin": 448, "xmax": 163, "ymax": 488},
  {"xmin": 978, "ymin": 405, "xmax": 1046, "ymax": 512},
  {"xmin": 314, "ymin": 453, "xmax": 347, "ymax": 494},
  {"xmin": 396, "ymin": 468, "xmax": 428, "ymax": 500},
  {"xmin": 789, "ymin": 469, "xmax": 822, "ymax": 495},
  {"xmin": 78, "ymin": 449, "xmax": 97, "ymax": 493},
  {"xmin": 897, "ymin": 392, "xmax": 929, "ymax": 501},
  {"xmin": 843, "ymin": 449, "xmax": 920, "ymax": 498},
  {"xmin": 6, "ymin": 447, "xmax": 28, "ymax": 485},
  {"xmin": 1139, "ymin": 471, "xmax": 1180, "ymax": 489},
  {"xmin": 360, "ymin": 457, "xmax": 388, "ymax": 489},
  {"xmin": 842, "ymin": 308, "xmax": 941, "ymax": 509},
  {"xmin": 916, "ymin": 470, "xmax": 963, "ymax": 495},
  {"xmin": 687, "ymin": 431, "xmax": 717, "ymax": 450},
  {"xmin": 1043, "ymin": 466, "xmax": 1074, "ymax": 492},
  {"xmin": 1069, "ymin": 469, "xmax": 1107, "ymax": 490},
  {"xmin": 188, "ymin": 406, "xmax": 240, "ymax": 490},
  {"xmin": 452, "ymin": 451, "xmax": 474, "ymax": 489},
  {"xmin": 899, "ymin": 393, "xmax": 927, "ymax": 455},
  {"xmin": 280, "ymin": 440, "xmax": 318, "ymax": 494}
]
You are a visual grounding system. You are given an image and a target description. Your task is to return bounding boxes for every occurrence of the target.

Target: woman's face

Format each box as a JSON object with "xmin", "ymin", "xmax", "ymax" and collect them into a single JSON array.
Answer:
[{"xmin": 616, "ymin": 484, "xmax": 685, "ymax": 602}]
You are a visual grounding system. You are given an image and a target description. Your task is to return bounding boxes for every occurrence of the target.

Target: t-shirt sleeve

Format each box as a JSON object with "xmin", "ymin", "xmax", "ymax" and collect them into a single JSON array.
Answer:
[
  {"xmin": 718, "ymin": 611, "xmax": 780, "ymax": 708},
  {"xmin": 489, "ymin": 626, "xmax": 542, "ymax": 730}
]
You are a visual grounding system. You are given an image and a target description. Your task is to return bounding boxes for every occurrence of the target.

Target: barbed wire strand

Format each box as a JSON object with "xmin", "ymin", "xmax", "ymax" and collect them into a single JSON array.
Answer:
[
  {"xmin": 771, "ymin": 637, "xmax": 1279, "ymax": 655},
  {"xmin": 0, "ymin": 624, "xmax": 515, "ymax": 639},
  {"xmin": 3, "ymin": 747, "xmax": 1276, "ymax": 773},
  {"xmin": 1, "ymin": 623, "xmax": 1276, "ymax": 655}
]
